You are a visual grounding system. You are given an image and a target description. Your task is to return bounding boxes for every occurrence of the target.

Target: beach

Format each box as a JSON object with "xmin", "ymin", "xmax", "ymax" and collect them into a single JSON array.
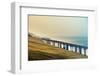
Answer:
[{"xmin": 28, "ymin": 34, "xmax": 88, "ymax": 61}]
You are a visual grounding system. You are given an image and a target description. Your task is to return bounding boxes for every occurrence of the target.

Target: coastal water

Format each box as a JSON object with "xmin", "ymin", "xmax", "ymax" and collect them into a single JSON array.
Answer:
[{"xmin": 58, "ymin": 36, "xmax": 88, "ymax": 47}]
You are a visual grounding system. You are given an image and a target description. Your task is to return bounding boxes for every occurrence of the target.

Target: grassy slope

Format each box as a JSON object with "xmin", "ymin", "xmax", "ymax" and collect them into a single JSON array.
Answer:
[{"xmin": 28, "ymin": 36, "xmax": 87, "ymax": 61}]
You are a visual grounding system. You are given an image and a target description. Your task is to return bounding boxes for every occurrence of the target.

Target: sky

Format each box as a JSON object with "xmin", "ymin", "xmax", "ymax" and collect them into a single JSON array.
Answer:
[{"xmin": 29, "ymin": 15, "xmax": 88, "ymax": 39}]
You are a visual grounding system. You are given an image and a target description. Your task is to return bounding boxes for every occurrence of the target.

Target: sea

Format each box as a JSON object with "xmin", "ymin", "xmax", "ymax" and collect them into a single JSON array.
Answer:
[
  {"xmin": 52, "ymin": 36, "xmax": 88, "ymax": 55},
  {"xmin": 57, "ymin": 36, "xmax": 88, "ymax": 47}
]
